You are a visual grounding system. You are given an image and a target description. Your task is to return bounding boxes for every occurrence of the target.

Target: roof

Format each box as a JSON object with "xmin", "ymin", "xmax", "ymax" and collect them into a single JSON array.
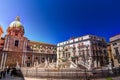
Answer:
[
  {"xmin": 28, "ymin": 40, "xmax": 56, "ymax": 46},
  {"xmin": 110, "ymin": 34, "xmax": 120, "ymax": 42}
]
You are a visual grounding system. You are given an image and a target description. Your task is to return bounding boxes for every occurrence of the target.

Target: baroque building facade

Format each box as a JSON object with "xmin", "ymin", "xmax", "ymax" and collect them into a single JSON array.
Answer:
[
  {"xmin": 110, "ymin": 34, "xmax": 120, "ymax": 67},
  {"xmin": 57, "ymin": 35, "xmax": 108, "ymax": 70},
  {"xmin": 0, "ymin": 16, "xmax": 56, "ymax": 68},
  {"xmin": 107, "ymin": 43, "xmax": 114, "ymax": 68}
]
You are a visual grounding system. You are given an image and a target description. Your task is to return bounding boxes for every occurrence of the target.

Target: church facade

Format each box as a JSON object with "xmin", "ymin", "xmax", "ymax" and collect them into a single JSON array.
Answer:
[{"xmin": 0, "ymin": 17, "xmax": 57, "ymax": 68}]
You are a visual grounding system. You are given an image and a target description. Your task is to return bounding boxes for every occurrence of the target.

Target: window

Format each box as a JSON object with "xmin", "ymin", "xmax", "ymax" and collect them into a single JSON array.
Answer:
[
  {"xmin": 79, "ymin": 52, "xmax": 81, "ymax": 56},
  {"xmin": 36, "ymin": 57, "xmax": 38, "ymax": 60},
  {"xmin": 113, "ymin": 43, "xmax": 117, "ymax": 46},
  {"xmin": 14, "ymin": 40, "xmax": 19, "ymax": 46},
  {"xmin": 68, "ymin": 53, "xmax": 70, "ymax": 57},
  {"xmin": 15, "ymin": 33, "xmax": 18, "ymax": 36},
  {"xmin": 114, "ymin": 47, "xmax": 120, "ymax": 63},
  {"xmin": 63, "ymin": 53, "xmax": 65, "ymax": 57},
  {"xmin": 94, "ymin": 36, "xmax": 96, "ymax": 40},
  {"xmin": 81, "ymin": 37, "xmax": 83, "ymax": 40},
  {"xmin": 28, "ymin": 57, "xmax": 30, "ymax": 59},
  {"xmin": 114, "ymin": 47, "xmax": 119, "ymax": 56}
]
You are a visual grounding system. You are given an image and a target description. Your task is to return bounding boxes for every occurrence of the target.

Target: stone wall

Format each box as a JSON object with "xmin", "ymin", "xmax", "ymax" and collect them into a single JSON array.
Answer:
[{"xmin": 5, "ymin": 52, "xmax": 22, "ymax": 67}]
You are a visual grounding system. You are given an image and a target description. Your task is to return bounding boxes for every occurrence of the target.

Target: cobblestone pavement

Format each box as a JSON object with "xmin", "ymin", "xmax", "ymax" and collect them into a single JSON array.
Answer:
[{"xmin": 0, "ymin": 74, "xmax": 24, "ymax": 80}]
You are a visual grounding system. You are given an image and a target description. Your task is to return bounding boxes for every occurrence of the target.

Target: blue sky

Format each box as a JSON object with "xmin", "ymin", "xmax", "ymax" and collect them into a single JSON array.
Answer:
[{"xmin": 0, "ymin": 0, "xmax": 119, "ymax": 44}]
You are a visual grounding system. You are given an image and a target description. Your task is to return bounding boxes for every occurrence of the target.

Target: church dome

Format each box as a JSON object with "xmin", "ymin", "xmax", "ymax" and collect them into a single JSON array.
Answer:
[
  {"xmin": 7, "ymin": 16, "xmax": 24, "ymax": 37},
  {"xmin": 9, "ymin": 16, "xmax": 23, "ymax": 28}
]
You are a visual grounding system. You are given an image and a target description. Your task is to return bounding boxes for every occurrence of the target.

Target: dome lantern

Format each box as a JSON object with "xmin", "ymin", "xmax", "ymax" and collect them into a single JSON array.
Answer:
[{"xmin": 15, "ymin": 16, "xmax": 20, "ymax": 21}]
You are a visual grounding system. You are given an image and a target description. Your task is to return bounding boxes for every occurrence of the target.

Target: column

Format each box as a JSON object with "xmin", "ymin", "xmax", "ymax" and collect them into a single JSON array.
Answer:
[
  {"xmin": 40, "ymin": 54, "xmax": 42, "ymax": 63},
  {"xmin": 0, "ymin": 52, "xmax": 5, "ymax": 68},
  {"xmin": 23, "ymin": 53, "xmax": 26, "ymax": 67},
  {"xmin": 56, "ymin": 59, "xmax": 59, "ymax": 68},
  {"xmin": 3, "ymin": 53, "xmax": 7, "ymax": 69},
  {"xmin": 4, "ymin": 38, "xmax": 7, "ymax": 50},
  {"xmin": 6, "ymin": 38, "xmax": 9, "ymax": 50},
  {"xmin": 94, "ymin": 60, "xmax": 97, "ymax": 67},
  {"xmin": 39, "ymin": 54, "xmax": 41, "ymax": 64},
  {"xmin": 45, "ymin": 55, "xmax": 47, "ymax": 61},
  {"xmin": 48, "ymin": 57, "xmax": 50, "ymax": 63},
  {"xmin": 21, "ymin": 52, "xmax": 24, "ymax": 67},
  {"xmin": 32, "ymin": 52, "xmax": 34, "ymax": 66}
]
